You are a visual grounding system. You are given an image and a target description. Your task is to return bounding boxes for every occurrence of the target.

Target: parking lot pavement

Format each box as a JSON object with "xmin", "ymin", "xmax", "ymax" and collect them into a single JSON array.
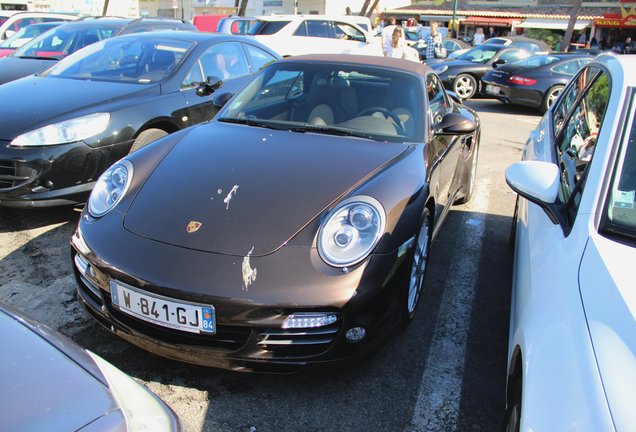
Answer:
[{"xmin": 0, "ymin": 98, "xmax": 541, "ymax": 432}]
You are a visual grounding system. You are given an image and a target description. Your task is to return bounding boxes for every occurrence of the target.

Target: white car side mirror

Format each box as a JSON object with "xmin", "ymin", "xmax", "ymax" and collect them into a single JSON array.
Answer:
[{"xmin": 505, "ymin": 160, "xmax": 563, "ymax": 225}]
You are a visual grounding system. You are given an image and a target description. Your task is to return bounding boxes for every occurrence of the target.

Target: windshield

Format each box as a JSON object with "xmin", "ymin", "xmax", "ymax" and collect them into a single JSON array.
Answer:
[
  {"xmin": 248, "ymin": 20, "xmax": 290, "ymax": 35},
  {"xmin": 218, "ymin": 62, "xmax": 424, "ymax": 143},
  {"xmin": 458, "ymin": 46, "xmax": 501, "ymax": 63},
  {"xmin": 511, "ymin": 55, "xmax": 559, "ymax": 68},
  {"xmin": 46, "ymin": 36, "xmax": 193, "ymax": 84},
  {"xmin": 0, "ymin": 23, "xmax": 59, "ymax": 49},
  {"xmin": 13, "ymin": 25, "xmax": 120, "ymax": 60},
  {"xmin": 602, "ymin": 101, "xmax": 636, "ymax": 242}
]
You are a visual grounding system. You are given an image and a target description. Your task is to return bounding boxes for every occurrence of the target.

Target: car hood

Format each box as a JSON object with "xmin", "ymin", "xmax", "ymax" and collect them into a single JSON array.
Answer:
[
  {"xmin": 434, "ymin": 59, "xmax": 482, "ymax": 71},
  {"xmin": 0, "ymin": 55, "xmax": 58, "ymax": 84},
  {"xmin": 578, "ymin": 234, "xmax": 636, "ymax": 431},
  {"xmin": 123, "ymin": 122, "xmax": 408, "ymax": 256},
  {"xmin": 0, "ymin": 75, "xmax": 159, "ymax": 140},
  {"xmin": 1, "ymin": 309, "xmax": 115, "ymax": 431}
]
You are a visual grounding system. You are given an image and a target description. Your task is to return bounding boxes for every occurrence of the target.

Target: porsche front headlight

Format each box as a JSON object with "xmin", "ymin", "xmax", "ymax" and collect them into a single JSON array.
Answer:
[
  {"xmin": 88, "ymin": 160, "xmax": 133, "ymax": 217},
  {"xmin": 10, "ymin": 112, "xmax": 110, "ymax": 147},
  {"xmin": 435, "ymin": 65, "xmax": 448, "ymax": 74},
  {"xmin": 318, "ymin": 196, "xmax": 386, "ymax": 267}
]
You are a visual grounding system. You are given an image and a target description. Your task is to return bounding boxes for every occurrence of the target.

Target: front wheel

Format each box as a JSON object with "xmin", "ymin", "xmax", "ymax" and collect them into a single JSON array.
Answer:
[
  {"xmin": 403, "ymin": 207, "xmax": 432, "ymax": 321},
  {"xmin": 129, "ymin": 128, "xmax": 168, "ymax": 153},
  {"xmin": 453, "ymin": 74, "xmax": 478, "ymax": 100},
  {"xmin": 540, "ymin": 85, "xmax": 563, "ymax": 114}
]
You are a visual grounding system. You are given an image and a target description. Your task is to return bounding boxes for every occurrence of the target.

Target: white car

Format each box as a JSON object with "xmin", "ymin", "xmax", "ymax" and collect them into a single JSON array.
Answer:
[
  {"xmin": 247, "ymin": 15, "xmax": 382, "ymax": 57},
  {"xmin": 0, "ymin": 11, "xmax": 77, "ymax": 41},
  {"xmin": 505, "ymin": 53, "xmax": 636, "ymax": 431}
]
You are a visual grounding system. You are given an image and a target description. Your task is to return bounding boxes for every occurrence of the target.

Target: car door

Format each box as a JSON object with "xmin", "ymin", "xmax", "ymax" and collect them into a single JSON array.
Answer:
[
  {"xmin": 512, "ymin": 65, "xmax": 611, "ymax": 340},
  {"xmin": 332, "ymin": 21, "xmax": 376, "ymax": 55},
  {"xmin": 181, "ymin": 42, "xmax": 253, "ymax": 125},
  {"xmin": 426, "ymin": 73, "xmax": 460, "ymax": 224},
  {"xmin": 291, "ymin": 19, "xmax": 342, "ymax": 55}
]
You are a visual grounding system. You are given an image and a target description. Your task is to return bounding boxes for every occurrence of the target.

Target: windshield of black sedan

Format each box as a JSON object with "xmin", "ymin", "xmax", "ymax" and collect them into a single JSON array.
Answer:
[
  {"xmin": 46, "ymin": 37, "xmax": 193, "ymax": 83},
  {"xmin": 219, "ymin": 62, "xmax": 424, "ymax": 142}
]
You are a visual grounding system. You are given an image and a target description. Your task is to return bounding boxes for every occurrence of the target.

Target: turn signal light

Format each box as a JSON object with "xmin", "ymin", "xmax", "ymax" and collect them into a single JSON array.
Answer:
[{"xmin": 508, "ymin": 75, "xmax": 537, "ymax": 86}]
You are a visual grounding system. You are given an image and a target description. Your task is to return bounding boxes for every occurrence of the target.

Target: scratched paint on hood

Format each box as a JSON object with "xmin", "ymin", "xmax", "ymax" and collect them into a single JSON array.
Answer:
[{"xmin": 242, "ymin": 246, "xmax": 257, "ymax": 291}]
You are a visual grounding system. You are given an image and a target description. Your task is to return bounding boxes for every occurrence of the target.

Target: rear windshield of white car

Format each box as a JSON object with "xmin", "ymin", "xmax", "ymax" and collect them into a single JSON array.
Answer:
[
  {"xmin": 248, "ymin": 20, "xmax": 290, "ymax": 35},
  {"xmin": 602, "ymin": 104, "xmax": 636, "ymax": 242}
]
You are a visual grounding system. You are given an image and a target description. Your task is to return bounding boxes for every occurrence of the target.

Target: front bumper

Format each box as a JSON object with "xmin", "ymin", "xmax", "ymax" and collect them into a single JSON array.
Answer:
[
  {"xmin": 0, "ymin": 139, "xmax": 130, "ymax": 207},
  {"xmin": 70, "ymin": 219, "xmax": 408, "ymax": 373}
]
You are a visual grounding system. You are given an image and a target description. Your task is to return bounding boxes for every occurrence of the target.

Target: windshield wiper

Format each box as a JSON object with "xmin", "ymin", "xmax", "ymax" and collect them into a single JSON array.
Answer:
[
  {"xmin": 287, "ymin": 124, "xmax": 376, "ymax": 140},
  {"xmin": 17, "ymin": 55, "xmax": 59, "ymax": 60},
  {"xmin": 218, "ymin": 117, "xmax": 290, "ymax": 130}
]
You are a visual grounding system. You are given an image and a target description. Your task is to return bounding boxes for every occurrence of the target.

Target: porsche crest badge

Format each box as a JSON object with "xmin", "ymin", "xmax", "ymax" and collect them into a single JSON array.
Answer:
[{"xmin": 186, "ymin": 221, "xmax": 202, "ymax": 233}]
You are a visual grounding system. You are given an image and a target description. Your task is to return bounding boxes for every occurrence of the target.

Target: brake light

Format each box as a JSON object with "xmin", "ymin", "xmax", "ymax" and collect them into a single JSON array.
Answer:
[{"xmin": 508, "ymin": 75, "xmax": 537, "ymax": 86}]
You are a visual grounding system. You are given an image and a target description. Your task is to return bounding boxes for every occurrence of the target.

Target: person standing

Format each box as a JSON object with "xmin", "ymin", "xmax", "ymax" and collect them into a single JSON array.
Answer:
[
  {"xmin": 473, "ymin": 27, "xmax": 485, "ymax": 45},
  {"xmin": 487, "ymin": 26, "xmax": 498, "ymax": 39},
  {"xmin": 386, "ymin": 26, "xmax": 407, "ymax": 59},
  {"xmin": 382, "ymin": 17, "xmax": 402, "ymax": 56},
  {"xmin": 424, "ymin": 22, "xmax": 443, "ymax": 60}
]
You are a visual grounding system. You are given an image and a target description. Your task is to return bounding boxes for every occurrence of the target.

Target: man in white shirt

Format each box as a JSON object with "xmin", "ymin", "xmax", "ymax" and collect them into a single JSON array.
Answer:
[{"xmin": 382, "ymin": 17, "xmax": 404, "ymax": 56}]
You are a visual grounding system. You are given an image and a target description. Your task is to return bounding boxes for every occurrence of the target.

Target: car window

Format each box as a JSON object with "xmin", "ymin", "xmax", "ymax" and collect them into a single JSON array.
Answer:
[
  {"xmin": 602, "ymin": 99, "xmax": 636, "ymax": 241},
  {"xmin": 48, "ymin": 37, "xmax": 193, "ymax": 84},
  {"xmin": 555, "ymin": 70, "xmax": 609, "ymax": 220},
  {"xmin": 333, "ymin": 22, "xmax": 365, "ymax": 42},
  {"xmin": 514, "ymin": 55, "xmax": 559, "ymax": 68},
  {"xmin": 196, "ymin": 42, "xmax": 250, "ymax": 84},
  {"xmin": 552, "ymin": 66, "xmax": 601, "ymax": 134},
  {"xmin": 248, "ymin": 20, "xmax": 289, "ymax": 35},
  {"xmin": 14, "ymin": 26, "xmax": 118, "ymax": 59},
  {"xmin": 459, "ymin": 46, "xmax": 500, "ymax": 63},
  {"xmin": 497, "ymin": 48, "xmax": 530, "ymax": 64},
  {"xmin": 301, "ymin": 20, "xmax": 333, "ymax": 38},
  {"xmin": 243, "ymin": 43, "xmax": 277, "ymax": 73},
  {"xmin": 426, "ymin": 73, "xmax": 450, "ymax": 125},
  {"xmin": 552, "ymin": 59, "xmax": 583, "ymax": 75}
]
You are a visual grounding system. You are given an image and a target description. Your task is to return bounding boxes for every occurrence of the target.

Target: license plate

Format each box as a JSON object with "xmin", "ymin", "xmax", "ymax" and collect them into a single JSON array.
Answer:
[
  {"xmin": 110, "ymin": 280, "xmax": 216, "ymax": 334},
  {"xmin": 486, "ymin": 84, "xmax": 500, "ymax": 95}
]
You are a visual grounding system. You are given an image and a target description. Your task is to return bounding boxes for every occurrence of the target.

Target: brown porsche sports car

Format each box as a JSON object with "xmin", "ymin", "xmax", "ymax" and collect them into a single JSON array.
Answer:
[{"xmin": 71, "ymin": 54, "xmax": 480, "ymax": 372}]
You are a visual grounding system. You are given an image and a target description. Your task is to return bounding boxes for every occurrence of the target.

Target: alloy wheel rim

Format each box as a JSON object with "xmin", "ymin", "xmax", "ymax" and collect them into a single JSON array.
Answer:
[
  {"xmin": 548, "ymin": 88, "xmax": 562, "ymax": 107},
  {"xmin": 408, "ymin": 217, "xmax": 430, "ymax": 313},
  {"xmin": 455, "ymin": 77, "xmax": 474, "ymax": 99}
]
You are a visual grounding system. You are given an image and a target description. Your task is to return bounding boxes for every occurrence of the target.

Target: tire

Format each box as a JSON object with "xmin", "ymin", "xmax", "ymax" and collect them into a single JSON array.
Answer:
[
  {"xmin": 129, "ymin": 128, "xmax": 168, "ymax": 153},
  {"xmin": 540, "ymin": 85, "xmax": 563, "ymax": 114},
  {"xmin": 456, "ymin": 143, "xmax": 479, "ymax": 204},
  {"xmin": 453, "ymin": 74, "xmax": 478, "ymax": 100},
  {"xmin": 403, "ymin": 207, "xmax": 433, "ymax": 322},
  {"xmin": 503, "ymin": 373, "xmax": 522, "ymax": 432}
]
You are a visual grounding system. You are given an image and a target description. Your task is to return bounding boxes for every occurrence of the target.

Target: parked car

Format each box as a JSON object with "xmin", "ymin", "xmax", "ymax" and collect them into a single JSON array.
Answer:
[
  {"xmin": 0, "ymin": 31, "xmax": 280, "ymax": 208},
  {"xmin": 484, "ymin": 35, "xmax": 552, "ymax": 54},
  {"xmin": 71, "ymin": 54, "xmax": 480, "ymax": 373},
  {"xmin": 0, "ymin": 301, "xmax": 180, "ymax": 431},
  {"xmin": 0, "ymin": 17, "xmax": 197, "ymax": 85},
  {"xmin": 429, "ymin": 43, "xmax": 533, "ymax": 100},
  {"xmin": 247, "ymin": 15, "xmax": 382, "ymax": 57},
  {"xmin": 504, "ymin": 53, "xmax": 635, "ymax": 431},
  {"xmin": 192, "ymin": 14, "xmax": 227, "ymax": 32},
  {"xmin": 482, "ymin": 53, "xmax": 593, "ymax": 113},
  {"xmin": 0, "ymin": 11, "xmax": 77, "ymax": 41},
  {"xmin": 0, "ymin": 21, "xmax": 63, "ymax": 57}
]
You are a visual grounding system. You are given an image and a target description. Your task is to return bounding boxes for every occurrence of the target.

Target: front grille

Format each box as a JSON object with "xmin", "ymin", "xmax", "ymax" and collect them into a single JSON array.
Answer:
[
  {"xmin": 257, "ymin": 323, "xmax": 340, "ymax": 358},
  {"xmin": 0, "ymin": 160, "xmax": 32, "ymax": 190},
  {"xmin": 105, "ymin": 293, "xmax": 251, "ymax": 352}
]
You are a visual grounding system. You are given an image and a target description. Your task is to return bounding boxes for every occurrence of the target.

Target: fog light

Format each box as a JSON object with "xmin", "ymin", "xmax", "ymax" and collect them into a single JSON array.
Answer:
[
  {"xmin": 282, "ymin": 312, "xmax": 337, "ymax": 329},
  {"xmin": 345, "ymin": 327, "xmax": 366, "ymax": 342}
]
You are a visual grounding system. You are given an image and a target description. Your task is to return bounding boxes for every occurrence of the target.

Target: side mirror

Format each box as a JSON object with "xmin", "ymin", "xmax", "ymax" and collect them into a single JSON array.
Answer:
[
  {"xmin": 493, "ymin": 59, "xmax": 506, "ymax": 68},
  {"xmin": 432, "ymin": 112, "xmax": 476, "ymax": 135},
  {"xmin": 213, "ymin": 92, "xmax": 233, "ymax": 109},
  {"xmin": 3, "ymin": 29, "xmax": 15, "ymax": 40},
  {"xmin": 196, "ymin": 76, "xmax": 223, "ymax": 97},
  {"xmin": 505, "ymin": 161, "xmax": 564, "ymax": 225}
]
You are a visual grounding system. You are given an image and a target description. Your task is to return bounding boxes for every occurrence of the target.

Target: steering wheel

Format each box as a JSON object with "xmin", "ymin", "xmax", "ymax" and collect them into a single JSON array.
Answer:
[{"xmin": 359, "ymin": 106, "xmax": 406, "ymax": 135}]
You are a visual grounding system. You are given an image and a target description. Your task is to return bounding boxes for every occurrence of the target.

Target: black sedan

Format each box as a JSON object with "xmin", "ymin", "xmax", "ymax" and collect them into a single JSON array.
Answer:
[
  {"xmin": 0, "ymin": 17, "xmax": 197, "ymax": 85},
  {"xmin": 0, "ymin": 31, "xmax": 279, "ymax": 208},
  {"xmin": 0, "ymin": 302, "xmax": 179, "ymax": 431},
  {"xmin": 71, "ymin": 54, "xmax": 480, "ymax": 372},
  {"xmin": 429, "ymin": 43, "xmax": 533, "ymax": 100},
  {"xmin": 481, "ymin": 53, "xmax": 593, "ymax": 113}
]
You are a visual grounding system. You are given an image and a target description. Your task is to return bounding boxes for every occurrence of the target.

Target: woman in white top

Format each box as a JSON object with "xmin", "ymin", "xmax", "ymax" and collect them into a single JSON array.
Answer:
[
  {"xmin": 387, "ymin": 26, "xmax": 407, "ymax": 59},
  {"xmin": 473, "ymin": 27, "xmax": 485, "ymax": 45}
]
